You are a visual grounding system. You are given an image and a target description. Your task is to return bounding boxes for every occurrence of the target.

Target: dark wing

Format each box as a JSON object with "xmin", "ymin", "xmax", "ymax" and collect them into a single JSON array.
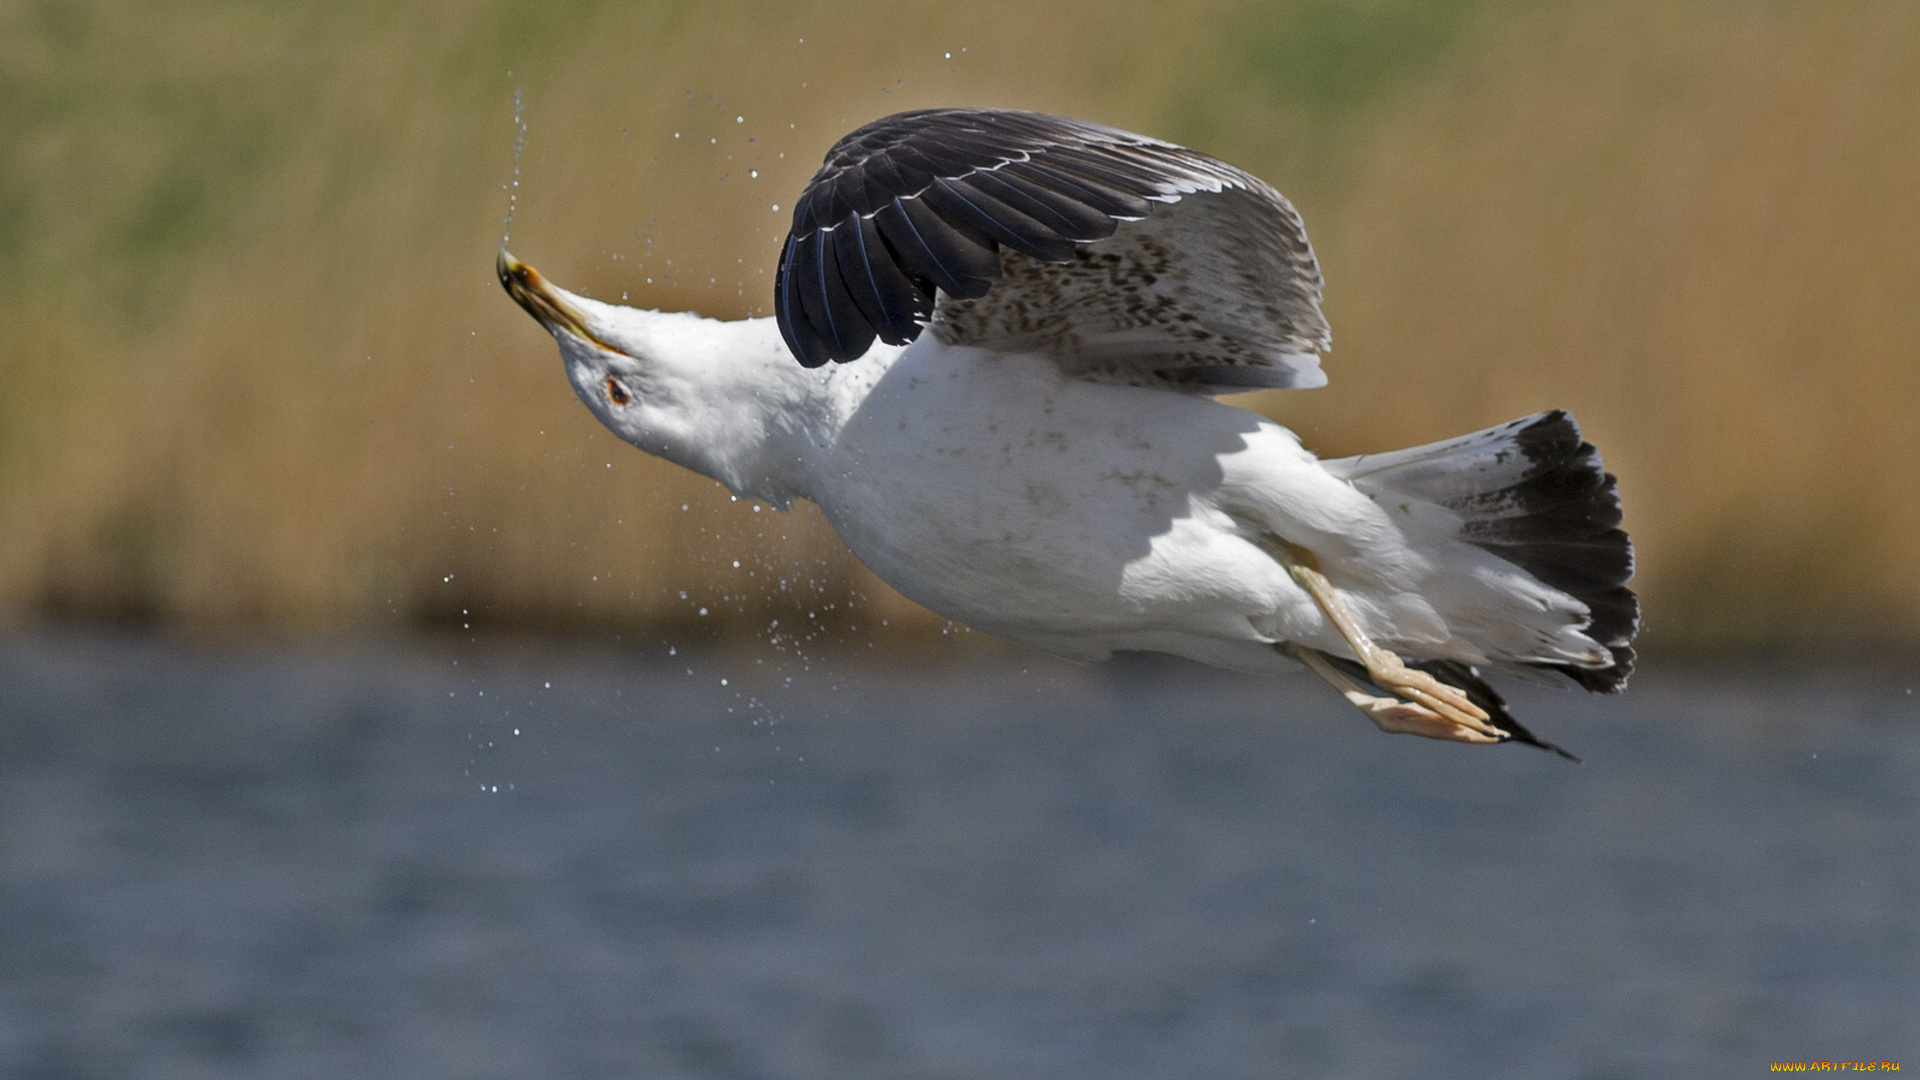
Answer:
[{"xmin": 774, "ymin": 109, "xmax": 1331, "ymax": 392}]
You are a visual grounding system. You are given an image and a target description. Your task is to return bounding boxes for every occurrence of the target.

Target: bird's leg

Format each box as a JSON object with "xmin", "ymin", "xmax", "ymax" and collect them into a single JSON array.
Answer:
[
  {"xmin": 1289, "ymin": 645, "xmax": 1502, "ymax": 744},
  {"xmin": 1273, "ymin": 539, "xmax": 1504, "ymax": 744}
]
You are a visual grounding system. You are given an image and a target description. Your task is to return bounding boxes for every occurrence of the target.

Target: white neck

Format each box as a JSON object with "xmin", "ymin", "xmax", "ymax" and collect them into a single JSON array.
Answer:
[{"xmin": 558, "ymin": 305, "xmax": 893, "ymax": 507}]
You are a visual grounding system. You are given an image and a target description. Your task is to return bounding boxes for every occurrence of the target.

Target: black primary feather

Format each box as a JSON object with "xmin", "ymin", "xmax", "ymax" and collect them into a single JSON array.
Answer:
[
  {"xmin": 774, "ymin": 232, "xmax": 833, "ymax": 368},
  {"xmin": 878, "ymin": 196, "xmax": 999, "ymax": 299},
  {"xmin": 835, "ymin": 213, "xmax": 928, "ymax": 346}
]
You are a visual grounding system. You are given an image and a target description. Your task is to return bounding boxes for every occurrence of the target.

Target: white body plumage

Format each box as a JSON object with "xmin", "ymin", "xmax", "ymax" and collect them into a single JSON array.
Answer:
[{"xmin": 542, "ymin": 292, "xmax": 1606, "ymax": 682}]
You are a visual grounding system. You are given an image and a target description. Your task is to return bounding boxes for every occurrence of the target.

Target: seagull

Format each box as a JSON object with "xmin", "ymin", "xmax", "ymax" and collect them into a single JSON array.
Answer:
[{"xmin": 499, "ymin": 108, "xmax": 1637, "ymax": 757}]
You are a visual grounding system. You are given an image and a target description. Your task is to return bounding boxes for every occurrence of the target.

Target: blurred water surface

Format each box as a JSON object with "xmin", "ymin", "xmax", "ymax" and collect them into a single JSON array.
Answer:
[{"xmin": 1, "ymin": 632, "xmax": 1915, "ymax": 1078}]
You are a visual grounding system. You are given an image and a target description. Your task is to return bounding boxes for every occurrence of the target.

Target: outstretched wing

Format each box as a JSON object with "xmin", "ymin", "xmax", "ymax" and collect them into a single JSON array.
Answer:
[{"xmin": 774, "ymin": 108, "xmax": 1331, "ymax": 392}]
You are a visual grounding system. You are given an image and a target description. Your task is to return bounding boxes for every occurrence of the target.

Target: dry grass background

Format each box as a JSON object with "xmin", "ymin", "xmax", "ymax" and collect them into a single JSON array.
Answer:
[{"xmin": 1, "ymin": 0, "xmax": 1915, "ymax": 653}]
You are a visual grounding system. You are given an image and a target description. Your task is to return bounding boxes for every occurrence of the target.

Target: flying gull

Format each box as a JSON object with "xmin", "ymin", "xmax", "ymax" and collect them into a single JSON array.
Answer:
[{"xmin": 499, "ymin": 108, "xmax": 1637, "ymax": 756}]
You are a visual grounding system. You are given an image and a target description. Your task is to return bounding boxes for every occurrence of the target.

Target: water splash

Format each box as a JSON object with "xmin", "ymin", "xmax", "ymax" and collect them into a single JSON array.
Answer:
[{"xmin": 502, "ymin": 88, "xmax": 528, "ymax": 246}]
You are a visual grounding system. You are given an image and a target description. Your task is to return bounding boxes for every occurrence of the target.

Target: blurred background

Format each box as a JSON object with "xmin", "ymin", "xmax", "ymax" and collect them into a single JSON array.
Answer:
[
  {"xmin": 3, "ymin": 0, "xmax": 1917, "ymax": 653},
  {"xmin": 3, "ymin": 2, "xmax": 1919, "ymax": 1077}
]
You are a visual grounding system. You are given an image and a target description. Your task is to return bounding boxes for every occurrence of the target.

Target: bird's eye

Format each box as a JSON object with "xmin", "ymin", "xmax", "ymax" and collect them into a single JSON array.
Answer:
[{"xmin": 605, "ymin": 377, "xmax": 630, "ymax": 406}]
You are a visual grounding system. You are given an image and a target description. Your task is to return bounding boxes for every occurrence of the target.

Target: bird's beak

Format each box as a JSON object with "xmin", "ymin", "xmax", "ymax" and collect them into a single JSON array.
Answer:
[{"xmin": 497, "ymin": 249, "xmax": 617, "ymax": 351}]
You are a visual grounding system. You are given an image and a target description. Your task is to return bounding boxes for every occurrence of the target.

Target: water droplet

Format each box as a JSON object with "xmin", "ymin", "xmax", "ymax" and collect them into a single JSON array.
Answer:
[{"xmin": 502, "ymin": 88, "xmax": 529, "ymax": 246}]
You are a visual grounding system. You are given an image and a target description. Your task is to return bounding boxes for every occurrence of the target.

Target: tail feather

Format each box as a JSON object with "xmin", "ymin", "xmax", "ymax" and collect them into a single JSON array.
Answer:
[{"xmin": 1328, "ymin": 410, "xmax": 1639, "ymax": 693}]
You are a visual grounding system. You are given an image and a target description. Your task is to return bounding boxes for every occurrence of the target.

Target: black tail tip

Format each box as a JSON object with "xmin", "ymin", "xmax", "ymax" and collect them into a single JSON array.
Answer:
[
  {"xmin": 1410, "ymin": 658, "xmax": 1583, "ymax": 763},
  {"xmin": 1503, "ymin": 725, "xmax": 1583, "ymax": 764}
]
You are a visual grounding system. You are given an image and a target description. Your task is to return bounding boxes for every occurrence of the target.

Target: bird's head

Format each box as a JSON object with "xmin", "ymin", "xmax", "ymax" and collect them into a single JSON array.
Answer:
[
  {"xmin": 497, "ymin": 248, "xmax": 662, "ymax": 436},
  {"xmin": 496, "ymin": 248, "xmax": 816, "ymax": 503}
]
